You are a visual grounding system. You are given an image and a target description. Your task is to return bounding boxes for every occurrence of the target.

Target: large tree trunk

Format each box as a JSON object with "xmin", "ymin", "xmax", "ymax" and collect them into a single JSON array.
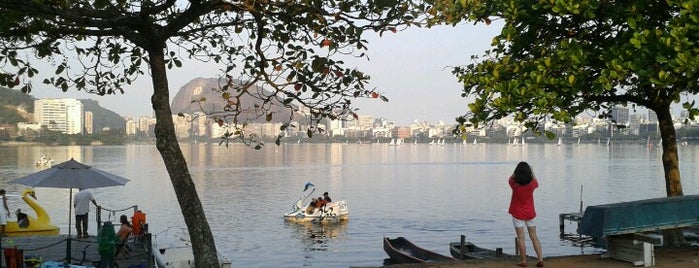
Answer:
[
  {"xmin": 656, "ymin": 107, "xmax": 685, "ymax": 247},
  {"xmin": 148, "ymin": 48, "xmax": 220, "ymax": 267}
]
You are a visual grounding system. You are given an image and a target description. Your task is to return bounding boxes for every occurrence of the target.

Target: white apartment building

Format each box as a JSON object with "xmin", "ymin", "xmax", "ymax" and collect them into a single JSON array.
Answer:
[
  {"xmin": 84, "ymin": 111, "xmax": 94, "ymax": 134},
  {"xmin": 34, "ymin": 98, "xmax": 84, "ymax": 134}
]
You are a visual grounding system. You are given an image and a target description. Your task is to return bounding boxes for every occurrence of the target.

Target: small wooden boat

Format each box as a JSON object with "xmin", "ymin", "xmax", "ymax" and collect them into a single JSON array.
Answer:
[
  {"xmin": 449, "ymin": 235, "xmax": 514, "ymax": 260},
  {"xmin": 383, "ymin": 236, "xmax": 455, "ymax": 264},
  {"xmin": 449, "ymin": 241, "xmax": 500, "ymax": 259}
]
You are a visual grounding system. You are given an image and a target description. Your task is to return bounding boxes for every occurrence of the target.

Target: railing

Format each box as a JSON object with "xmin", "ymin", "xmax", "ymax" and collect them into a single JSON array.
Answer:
[{"xmin": 96, "ymin": 204, "xmax": 138, "ymax": 228}]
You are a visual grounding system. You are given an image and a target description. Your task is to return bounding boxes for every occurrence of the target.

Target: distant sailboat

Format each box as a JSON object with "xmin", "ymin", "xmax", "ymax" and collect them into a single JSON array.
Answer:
[
  {"xmin": 389, "ymin": 138, "xmax": 396, "ymax": 146},
  {"xmin": 414, "ymin": 139, "xmax": 417, "ymax": 145},
  {"xmin": 472, "ymin": 138, "xmax": 477, "ymax": 145},
  {"xmin": 512, "ymin": 138, "xmax": 519, "ymax": 146},
  {"xmin": 606, "ymin": 137, "xmax": 611, "ymax": 147},
  {"xmin": 577, "ymin": 137, "xmax": 580, "ymax": 146},
  {"xmin": 557, "ymin": 137, "xmax": 562, "ymax": 146},
  {"xmin": 429, "ymin": 139, "xmax": 435, "ymax": 145},
  {"xmin": 521, "ymin": 137, "xmax": 526, "ymax": 146}
]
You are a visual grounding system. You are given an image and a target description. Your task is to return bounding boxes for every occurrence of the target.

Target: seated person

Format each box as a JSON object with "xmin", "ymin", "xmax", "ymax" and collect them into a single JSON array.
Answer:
[
  {"xmin": 323, "ymin": 192, "xmax": 332, "ymax": 202},
  {"xmin": 306, "ymin": 198, "xmax": 318, "ymax": 214},
  {"xmin": 315, "ymin": 196, "xmax": 329, "ymax": 209},
  {"xmin": 116, "ymin": 214, "xmax": 132, "ymax": 241},
  {"xmin": 15, "ymin": 209, "xmax": 28, "ymax": 228}
]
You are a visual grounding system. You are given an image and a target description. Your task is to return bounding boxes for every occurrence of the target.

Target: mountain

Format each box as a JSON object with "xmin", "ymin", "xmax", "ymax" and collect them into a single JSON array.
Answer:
[
  {"xmin": 170, "ymin": 77, "xmax": 298, "ymax": 123},
  {"xmin": 80, "ymin": 99, "xmax": 126, "ymax": 132},
  {"xmin": 0, "ymin": 87, "xmax": 34, "ymax": 124},
  {"xmin": 0, "ymin": 87, "xmax": 125, "ymax": 132}
]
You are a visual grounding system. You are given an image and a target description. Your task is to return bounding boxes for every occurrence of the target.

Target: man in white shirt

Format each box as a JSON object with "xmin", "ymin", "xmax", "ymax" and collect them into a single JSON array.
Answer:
[{"xmin": 74, "ymin": 188, "xmax": 98, "ymax": 238}]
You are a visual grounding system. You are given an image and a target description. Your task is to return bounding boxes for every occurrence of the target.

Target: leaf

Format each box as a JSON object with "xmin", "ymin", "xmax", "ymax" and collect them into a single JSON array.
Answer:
[{"xmin": 55, "ymin": 64, "xmax": 65, "ymax": 75}]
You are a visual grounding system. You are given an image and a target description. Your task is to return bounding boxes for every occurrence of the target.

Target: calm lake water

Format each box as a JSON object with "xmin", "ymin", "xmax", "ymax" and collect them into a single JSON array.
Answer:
[{"xmin": 0, "ymin": 142, "xmax": 698, "ymax": 267}]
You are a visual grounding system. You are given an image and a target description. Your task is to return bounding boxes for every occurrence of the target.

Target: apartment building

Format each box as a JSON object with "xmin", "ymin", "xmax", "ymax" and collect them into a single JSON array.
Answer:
[{"xmin": 34, "ymin": 98, "xmax": 84, "ymax": 134}]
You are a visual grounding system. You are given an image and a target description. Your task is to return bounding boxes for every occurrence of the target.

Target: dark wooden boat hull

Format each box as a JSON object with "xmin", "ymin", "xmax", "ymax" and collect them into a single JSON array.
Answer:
[{"xmin": 383, "ymin": 237, "xmax": 455, "ymax": 264}]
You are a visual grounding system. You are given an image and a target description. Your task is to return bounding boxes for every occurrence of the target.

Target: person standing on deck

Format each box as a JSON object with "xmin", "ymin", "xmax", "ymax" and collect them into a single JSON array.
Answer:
[
  {"xmin": 0, "ymin": 189, "xmax": 8, "ymax": 236},
  {"xmin": 508, "ymin": 162, "xmax": 544, "ymax": 267},
  {"xmin": 74, "ymin": 188, "xmax": 99, "ymax": 238}
]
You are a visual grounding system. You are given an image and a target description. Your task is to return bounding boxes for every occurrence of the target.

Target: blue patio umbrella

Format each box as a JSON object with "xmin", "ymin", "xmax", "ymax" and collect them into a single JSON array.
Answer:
[{"xmin": 9, "ymin": 158, "xmax": 129, "ymax": 264}]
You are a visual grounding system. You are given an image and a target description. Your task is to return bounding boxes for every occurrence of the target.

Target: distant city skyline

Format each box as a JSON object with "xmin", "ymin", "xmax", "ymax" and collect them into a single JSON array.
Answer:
[
  {"xmin": 19, "ymin": 21, "xmax": 693, "ymax": 126},
  {"xmin": 24, "ymin": 23, "xmax": 504, "ymax": 126}
]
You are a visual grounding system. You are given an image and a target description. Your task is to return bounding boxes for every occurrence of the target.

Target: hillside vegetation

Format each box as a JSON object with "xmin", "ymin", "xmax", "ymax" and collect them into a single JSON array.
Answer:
[
  {"xmin": 0, "ymin": 87, "xmax": 125, "ymax": 131},
  {"xmin": 0, "ymin": 87, "xmax": 34, "ymax": 124}
]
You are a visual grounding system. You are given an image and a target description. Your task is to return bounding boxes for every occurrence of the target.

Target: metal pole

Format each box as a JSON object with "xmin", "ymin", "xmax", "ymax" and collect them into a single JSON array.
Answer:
[
  {"xmin": 459, "ymin": 235, "xmax": 466, "ymax": 259},
  {"xmin": 146, "ymin": 233, "xmax": 153, "ymax": 268},
  {"xmin": 579, "ymin": 185, "xmax": 584, "ymax": 213},
  {"xmin": 66, "ymin": 188, "xmax": 73, "ymax": 266}
]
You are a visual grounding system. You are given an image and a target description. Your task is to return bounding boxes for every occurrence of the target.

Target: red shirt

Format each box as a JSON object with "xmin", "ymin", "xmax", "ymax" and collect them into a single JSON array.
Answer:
[{"xmin": 508, "ymin": 177, "xmax": 538, "ymax": 220}]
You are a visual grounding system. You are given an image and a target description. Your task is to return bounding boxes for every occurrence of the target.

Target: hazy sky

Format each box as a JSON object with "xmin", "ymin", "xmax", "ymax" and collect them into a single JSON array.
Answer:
[{"xmin": 27, "ymin": 23, "xmax": 504, "ymax": 126}]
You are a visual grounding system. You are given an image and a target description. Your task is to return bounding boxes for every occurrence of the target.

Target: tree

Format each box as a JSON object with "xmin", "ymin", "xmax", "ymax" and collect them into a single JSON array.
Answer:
[
  {"xmin": 428, "ymin": 0, "xmax": 699, "ymax": 246},
  {"xmin": 0, "ymin": 0, "xmax": 425, "ymax": 266}
]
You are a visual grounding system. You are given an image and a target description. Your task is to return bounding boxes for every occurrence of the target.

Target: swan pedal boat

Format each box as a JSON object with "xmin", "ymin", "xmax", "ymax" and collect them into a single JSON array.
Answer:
[
  {"xmin": 283, "ymin": 201, "xmax": 349, "ymax": 223},
  {"xmin": 6, "ymin": 189, "xmax": 60, "ymax": 236},
  {"xmin": 283, "ymin": 182, "xmax": 348, "ymax": 223}
]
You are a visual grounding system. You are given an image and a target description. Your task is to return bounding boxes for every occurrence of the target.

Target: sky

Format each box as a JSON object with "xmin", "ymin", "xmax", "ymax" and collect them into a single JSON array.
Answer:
[{"xmin": 27, "ymin": 23, "xmax": 504, "ymax": 126}]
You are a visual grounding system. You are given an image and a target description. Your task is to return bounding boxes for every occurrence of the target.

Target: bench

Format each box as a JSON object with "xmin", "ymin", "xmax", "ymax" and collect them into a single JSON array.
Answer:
[{"xmin": 577, "ymin": 194, "xmax": 699, "ymax": 267}]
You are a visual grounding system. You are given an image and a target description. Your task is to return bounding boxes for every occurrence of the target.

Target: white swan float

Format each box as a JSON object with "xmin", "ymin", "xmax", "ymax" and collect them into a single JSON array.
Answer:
[{"xmin": 283, "ymin": 182, "xmax": 349, "ymax": 223}]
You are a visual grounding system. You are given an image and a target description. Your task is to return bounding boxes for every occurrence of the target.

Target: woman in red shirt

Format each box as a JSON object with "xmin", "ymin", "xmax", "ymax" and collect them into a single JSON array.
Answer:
[{"xmin": 508, "ymin": 162, "xmax": 544, "ymax": 267}]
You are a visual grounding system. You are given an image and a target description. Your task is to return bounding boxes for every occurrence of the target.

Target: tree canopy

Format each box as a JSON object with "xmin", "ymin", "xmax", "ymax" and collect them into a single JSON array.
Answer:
[
  {"xmin": 428, "ymin": 0, "xmax": 699, "ymax": 246},
  {"xmin": 0, "ymin": 0, "xmax": 427, "ymax": 266}
]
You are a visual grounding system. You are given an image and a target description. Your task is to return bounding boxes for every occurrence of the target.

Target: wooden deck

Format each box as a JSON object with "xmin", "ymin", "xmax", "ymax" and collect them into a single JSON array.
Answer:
[{"xmin": 0, "ymin": 234, "xmax": 154, "ymax": 268}]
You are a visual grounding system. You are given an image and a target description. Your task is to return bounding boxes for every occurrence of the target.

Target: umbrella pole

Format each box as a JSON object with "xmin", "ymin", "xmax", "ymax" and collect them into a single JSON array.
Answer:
[{"xmin": 66, "ymin": 188, "xmax": 72, "ymax": 265}]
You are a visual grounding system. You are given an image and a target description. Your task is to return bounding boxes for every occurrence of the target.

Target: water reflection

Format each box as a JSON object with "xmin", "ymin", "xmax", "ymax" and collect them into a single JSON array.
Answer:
[
  {"xmin": 284, "ymin": 221, "xmax": 348, "ymax": 266},
  {"xmin": 2, "ymin": 144, "xmax": 699, "ymax": 267},
  {"xmin": 285, "ymin": 221, "xmax": 348, "ymax": 252}
]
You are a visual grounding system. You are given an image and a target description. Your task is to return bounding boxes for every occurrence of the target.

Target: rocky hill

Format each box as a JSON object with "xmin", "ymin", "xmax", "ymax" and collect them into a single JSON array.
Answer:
[{"xmin": 171, "ymin": 77, "xmax": 298, "ymax": 123}]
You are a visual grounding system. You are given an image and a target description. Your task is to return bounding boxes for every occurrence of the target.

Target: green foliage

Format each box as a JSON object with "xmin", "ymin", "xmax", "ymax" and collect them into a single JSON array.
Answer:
[
  {"xmin": 0, "ymin": 1, "xmax": 430, "ymax": 266},
  {"xmin": 0, "ymin": 0, "xmax": 426, "ymax": 148},
  {"xmin": 429, "ymin": 0, "xmax": 699, "ymax": 134}
]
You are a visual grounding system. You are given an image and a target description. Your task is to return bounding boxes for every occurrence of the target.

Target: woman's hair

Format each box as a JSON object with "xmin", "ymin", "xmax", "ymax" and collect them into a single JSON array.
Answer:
[
  {"xmin": 512, "ymin": 161, "xmax": 534, "ymax": 185},
  {"xmin": 120, "ymin": 214, "xmax": 132, "ymax": 227}
]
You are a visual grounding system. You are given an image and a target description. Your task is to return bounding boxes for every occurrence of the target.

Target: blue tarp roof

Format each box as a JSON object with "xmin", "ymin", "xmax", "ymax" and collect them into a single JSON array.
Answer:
[{"xmin": 577, "ymin": 194, "xmax": 699, "ymax": 246}]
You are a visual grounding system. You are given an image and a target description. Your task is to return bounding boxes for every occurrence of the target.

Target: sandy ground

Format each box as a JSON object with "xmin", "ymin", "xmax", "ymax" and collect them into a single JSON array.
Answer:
[{"xmin": 361, "ymin": 246, "xmax": 699, "ymax": 268}]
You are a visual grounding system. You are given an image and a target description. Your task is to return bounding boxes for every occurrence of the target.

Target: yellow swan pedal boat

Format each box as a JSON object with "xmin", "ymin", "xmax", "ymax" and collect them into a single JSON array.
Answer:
[{"xmin": 5, "ymin": 189, "xmax": 59, "ymax": 236}]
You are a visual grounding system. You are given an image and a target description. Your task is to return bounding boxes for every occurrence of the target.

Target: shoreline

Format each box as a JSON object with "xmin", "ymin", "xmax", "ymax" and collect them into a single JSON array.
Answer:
[{"xmin": 357, "ymin": 246, "xmax": 699, "ymax": 268}]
